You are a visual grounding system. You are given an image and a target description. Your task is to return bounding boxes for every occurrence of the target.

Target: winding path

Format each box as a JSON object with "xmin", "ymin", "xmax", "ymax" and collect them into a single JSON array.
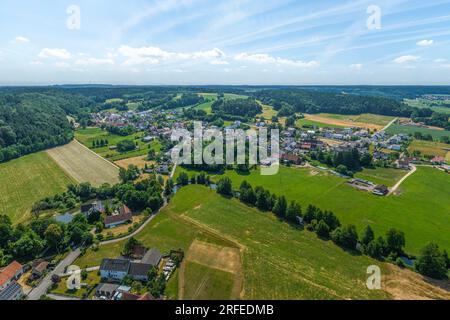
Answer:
[{"xmin": 388, "ymin": 165, "xmax": 417, "ymax": 196}]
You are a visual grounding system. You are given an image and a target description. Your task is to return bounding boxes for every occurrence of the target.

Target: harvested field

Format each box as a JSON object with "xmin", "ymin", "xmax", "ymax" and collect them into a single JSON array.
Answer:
[
  {"xmin": 47, "ymin": 140, "xmax": 119, "ymax": 187},
  {"xmin": 304, "ymin": 114, "xmax": 384, "ymax": 130},
  {"xmin": 114, "ymin": 155, "xmax": 154, "ymax": 169}
]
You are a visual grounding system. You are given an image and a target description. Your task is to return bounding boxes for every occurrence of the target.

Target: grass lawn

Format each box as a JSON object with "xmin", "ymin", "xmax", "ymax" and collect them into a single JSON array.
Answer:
[
  {"xmin": 408, "ymin": 139, "xmax": 450, "ymax": 158},
  {"xmin": 49, "ymin": 271, "xmax": 100, "ymax": 299},
  {"xmin": 75, "ymin": 127, "xmax": 160, "ymax": 161},
  {"xmin": 183, "ymin": 261, "xmax": 235, "ymax": 300},
  {"xmin": 165, "ymin": 269, "xmax": 179, "ymax": 300},
  {"xmin": 0, "ymin": 152, "xmax": 75, "ymax": 224},
  {"xmin": 354, "ymin": 167, "xmax": 408, "ymax": 187},
  {"xmin": 257, "ymin": 102, "xmax": 277, "ymax": 120},
  {"xmin": 176, "ymin": 165, "xmax": 450, "ymax": 254},
  {"xmin": 386, "ymin": 124, "xmax": 450, "ymax": 141}
]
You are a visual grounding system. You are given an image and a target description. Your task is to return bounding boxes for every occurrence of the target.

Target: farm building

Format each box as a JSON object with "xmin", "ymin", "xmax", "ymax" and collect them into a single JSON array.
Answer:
[
  {"xmin": 104, "ymin": 205, "xmax": 133, "ymax": 228},
  {"xmin": 373, "ymin": 184, "xmax": 389, "ymax": 196}
]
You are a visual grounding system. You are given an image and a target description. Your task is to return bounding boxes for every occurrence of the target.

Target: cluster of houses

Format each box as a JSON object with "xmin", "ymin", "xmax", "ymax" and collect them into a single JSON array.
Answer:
[
  {"xmin": 0, "ymin": 261, "xmax": 24, "ymax": 300},
  {"xmin": 97, "ymin": 248, "xmax": 164, "ymax": 300}
]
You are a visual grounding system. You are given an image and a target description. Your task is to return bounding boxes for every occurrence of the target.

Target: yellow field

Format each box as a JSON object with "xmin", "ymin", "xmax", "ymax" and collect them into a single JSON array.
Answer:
[
  {"xmin": 47, "ymin": 140, "xmax": 120, "ymax": 187},
  {"xmin": 408, "ymin": 139, "xmax": 450, "ymax": 157},
  {"xmin": 114, "ymin": 155, "xmax": 154, "ymax": 169},
  {"xmin": 304, "ymin": 114, "xmax": 386, "ymax": 130}
]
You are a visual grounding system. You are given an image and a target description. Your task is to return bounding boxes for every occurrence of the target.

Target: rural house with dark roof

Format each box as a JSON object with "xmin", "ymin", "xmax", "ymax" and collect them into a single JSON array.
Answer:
[{"xmin": 100, "ymin": 259, "xmax": 130, "ymax": 281}]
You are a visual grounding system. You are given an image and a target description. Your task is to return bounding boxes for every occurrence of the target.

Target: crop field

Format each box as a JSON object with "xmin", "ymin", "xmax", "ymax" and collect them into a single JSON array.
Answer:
[
  {"xmin": 75, "ymin": 127, "xmax": 161, "ymax": 161},
  {"xmin": 176, "ymin": 166, "xmax": 450, "ymax": 254},
  {"xmin": 354, "ymin": 167, "xmax": 409, "ymax": 187},
  {"xmin": 302, "ymin": 113, "xmax": 394, "ymax": 130},
  {"xmin": 296, "ymin": 118, "xmax": 346, "ymax": 129},
  {"xmin": 408, "ymin": 139, "xmax": 450, "ymax": 158},
  {"xmin": 405, "ymin": 99, "xmax": 450, "ymax": 115},
  {"xmin": 386, "ymin": 124, "xmax": 450, "ymax": 141},
  {"xmin": 46, "ymin": 140, "xmax": 119, "ymax": 187},
  {"xmin": 0, "ymin": 152, "xmax": 75, "ymax": 224}
]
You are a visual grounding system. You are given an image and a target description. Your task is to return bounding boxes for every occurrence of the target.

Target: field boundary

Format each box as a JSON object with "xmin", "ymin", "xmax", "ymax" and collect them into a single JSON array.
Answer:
[{"xmin": 73, "ymin": 139, "xmax": 120, "ymax": 169}]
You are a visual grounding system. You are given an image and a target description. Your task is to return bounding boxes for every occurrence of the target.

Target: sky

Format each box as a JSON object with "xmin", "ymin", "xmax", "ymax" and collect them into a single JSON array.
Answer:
[{"xmin": 0, "ymin": 0, "xmax": 450, "ymax": 85}]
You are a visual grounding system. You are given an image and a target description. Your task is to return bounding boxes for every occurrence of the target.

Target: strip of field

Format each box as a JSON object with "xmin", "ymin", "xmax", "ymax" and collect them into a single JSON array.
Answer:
[
  {"xmin": 47, "ymin": 140, "xmax": 119, "ymax": 187},
  {"xmin": 408, "ymin": 139, "xmax": 450, "ymax": 157},
  {"xmin": 0, "ymin": 152, "xmax": 75, "ymax": 223},
  {"xmin": 176, "ymin": 166, "xmax": 450, "ymax": 254},
  {"xmin": 354, "ymin": 167, "xmax": 409, "ymax": 187},
  {"xmin": 387, "ymin": 124, "xmax": 450, "ymax": 141},
  {"xmin": 303, "ymin": 114, "xmax": 391, "ymax": 130}
]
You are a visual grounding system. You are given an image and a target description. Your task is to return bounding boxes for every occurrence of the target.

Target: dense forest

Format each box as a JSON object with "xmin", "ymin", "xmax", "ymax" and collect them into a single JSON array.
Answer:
[
  {"xmin": 0, "ymin": 93, "xmax": 78, "ymax": 162},
  {"xmin": 252, "ymin": 89, "xmax": 413, "ymax": 116},
  {"xmin": 212, "ymin": 97, "xmax": 262, "ymax": 119}
]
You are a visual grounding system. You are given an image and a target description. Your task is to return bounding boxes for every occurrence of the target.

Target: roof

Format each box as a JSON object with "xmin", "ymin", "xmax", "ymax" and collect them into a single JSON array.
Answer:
[
  {"xmin": 104, "ymin": 211, "xmax": 133, "ymax": 226},
  {"xmin": 0, "ymin": 281, "xmax": 23, "ymax": 300},
  {"xmin": 0, "ymin": 261, "xmax": 23, "ymax": 286},
  {"xmin": 141, "ymin": 248, "xmax": 162, "ymax": 266},
  {"xmin": 374, "ymin": 184, "xmax": 389, "ymax": 192},
  {"xmin": 119, "ymin": 204, "xmax": 132, "ymax": 216},
  {"xmin": 100, "ymin": 259, "xmax": 130, "ymax": 273},
  {"xmin": 96, "ymin": 283, "xmax": 120, "ymax": 294},
  {"xmin": 129, "ymin": 262, "xmax": 152, "ymax": 277},
  {"xmin": 121, "ymin": 291, "xmax": 156, "ymax": 301},
  {"xmin": 33, "ymin": 261, "xmax": 49, "ymax": 273}
]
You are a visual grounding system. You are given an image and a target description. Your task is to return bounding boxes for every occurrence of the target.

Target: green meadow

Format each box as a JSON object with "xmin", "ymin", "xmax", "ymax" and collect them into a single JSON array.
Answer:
[
  {"xmin": 76, "ymin": 185, "xmax": 395, "ymax": 299},
  {"xmin": 0, "ymin": 152, "xmax": 75, "ymax": 224},
  {"xmin": 75, "ymin": 127, "xmax": 161, "ymax": 161},
  {"xmin": 386, "ymin": 124, "xmax": 450, "ymax": 141},
  {"xmin": 176, "ymin": 166, "xmax": 450, "ymax": 254},
  {"xmin": 354, "ymin": 167, "xmax": 408, "ymax": 187}
]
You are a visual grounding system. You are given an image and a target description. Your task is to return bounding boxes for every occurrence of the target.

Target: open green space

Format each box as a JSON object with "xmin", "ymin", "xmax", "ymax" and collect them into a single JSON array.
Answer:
[
  {"xmin": 49, "ymin": 271, "xmax": 100, "ymax": 299},
  {"xmin": 405, "ymin": 99, "xmax": 450, "ymax": 115},
  {"xmin": 183, "ymin": 261, "xmax": 235, "ymax": 300},
  {"xmin": 354, "ymin": 167, "xmax": 408, "ymax": 187},
  {"xmin": 386, "ymin": 124, "xmax": 450, "ymax": 141},
  {"xmin": 176, "ymin": 166, "xmax": 450, "ymax": 254},
  {"xmin": 315, "ymin": 113, "xmax": 395, "ymax": 126},
  {"xmin": 77, "ymin": 185, "xmax": 396, "ymax": 299},
  {"xmin": 74, "ymin": 127, "xmax": 160, "ymax": 161},
  {"xmin": 0, "ymin": 151, "xmax": 75, "ymax": 224},
  {"xmin": 296, "ymin": 118, "xmax": 346, "ymax": 129}
]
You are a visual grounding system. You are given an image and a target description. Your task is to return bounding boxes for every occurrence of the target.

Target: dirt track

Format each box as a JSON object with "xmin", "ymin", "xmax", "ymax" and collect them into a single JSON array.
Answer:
[{"xmin": 47, "ymin": 140, "xmax": 119, "ymax": 187}]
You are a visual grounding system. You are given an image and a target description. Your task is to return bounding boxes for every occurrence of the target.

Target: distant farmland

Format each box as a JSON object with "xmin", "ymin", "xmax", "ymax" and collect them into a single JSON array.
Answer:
[
  {"xmin": 386, "ymin": 124, "xmax": 450, "ymax": 140},
  {"xmin": 47, "ymin": 140, "xmax": 119, "ymax": 187},
  {"xmin": 0, "ymin": 152, "xmax": 75, "ymax": 223}
]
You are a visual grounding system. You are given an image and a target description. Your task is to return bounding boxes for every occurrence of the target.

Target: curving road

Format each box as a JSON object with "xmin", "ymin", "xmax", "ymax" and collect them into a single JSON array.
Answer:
[{"xmin": 388, "ymin": 164, "xmax": 417, "ymax": 196}]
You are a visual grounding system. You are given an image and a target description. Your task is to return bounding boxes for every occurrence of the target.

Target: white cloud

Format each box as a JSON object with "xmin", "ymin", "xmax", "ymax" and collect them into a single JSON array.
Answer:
[
  {"xmin": 349, "ymin": 63, "xmax": 363, "ymax": 70},
  {"xmin": 434, "ymin": 58, "xmax": 447, "ymax": 63},
  {"xmin": 13, "ymin": 36, "xmax": 30, "ymax": 44},
  {"xmin": 54, "ymin": 62, "xmax": 70, "ymax": 68},
  {"xmin": 210, "ymin": 60, "xmax": 229, "ymax": 65},
  {"xmin": 117, "ymin": 45, "xmax": 226, "ymax": 65},
  {"xmin": 74, "ymin": 57, "xmax": 115, "ymax": 66},
  {"xmin": 393, "ymin": 55, "xmax": 420, "ymax": 64},
  {"xmin": 234, "ymin": 52, "xmax": 319, "ymax": 68},
  {"xmin": 39, "ymin": 48, "xmax": 71, "ymax": 59},
  {"xmin": 416, "ymin": 39, "xmax": 434, "ymax": 47}
]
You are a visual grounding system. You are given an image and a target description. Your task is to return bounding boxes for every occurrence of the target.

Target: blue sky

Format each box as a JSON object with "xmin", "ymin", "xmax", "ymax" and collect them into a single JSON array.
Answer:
[{"xmin": 0, "ymin": 0, "xmax": 449, "ymax": 85}]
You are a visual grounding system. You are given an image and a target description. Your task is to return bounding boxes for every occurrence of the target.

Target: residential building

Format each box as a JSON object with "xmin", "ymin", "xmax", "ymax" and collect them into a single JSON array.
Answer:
[
  {"xmin": 142, "ymin": 248, "xmax": 162, "ymax": 267},
  {"xmin": 100, "ymin": 259, "xmax": 130, "ymax": 281},
  {"xmin": 0, "ymin": 281, "xmax": 23, "ymax": 301},
  {"xmin": 104, "ymin": 205, "xmax": 133, "ymax": 228},
  {"xmin": 0, "ymin": 261, "xmax": 23, "ymax": 291},
  {"xmin": 129, "ymin": 262, "xmax": 153, "ymax": 282}
]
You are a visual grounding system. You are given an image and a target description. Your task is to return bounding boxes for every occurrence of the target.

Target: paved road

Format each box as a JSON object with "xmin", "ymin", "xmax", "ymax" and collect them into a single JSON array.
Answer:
[{"xmin": 27, "ymin": 248, "xmax": 81, "ymax": 300}]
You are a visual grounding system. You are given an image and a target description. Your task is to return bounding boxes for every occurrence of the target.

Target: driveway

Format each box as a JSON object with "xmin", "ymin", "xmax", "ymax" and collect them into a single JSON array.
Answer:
[{"xmin": 27, "ymin": 248, "xmax": 81, "ymax": 300}]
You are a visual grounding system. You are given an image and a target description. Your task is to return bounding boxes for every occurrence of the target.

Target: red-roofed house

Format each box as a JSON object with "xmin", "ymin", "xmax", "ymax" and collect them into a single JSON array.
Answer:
[
  {"xmin": 431, "ymin": 156, "xmax": 445, "ymax": 164},
  {"xmin": 0, "ymin": 261, "xmax": 23, "ymax": 291},
  {"xmin": 105, "ymin": 205, "xmax": 133, "ymax": 228}
]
